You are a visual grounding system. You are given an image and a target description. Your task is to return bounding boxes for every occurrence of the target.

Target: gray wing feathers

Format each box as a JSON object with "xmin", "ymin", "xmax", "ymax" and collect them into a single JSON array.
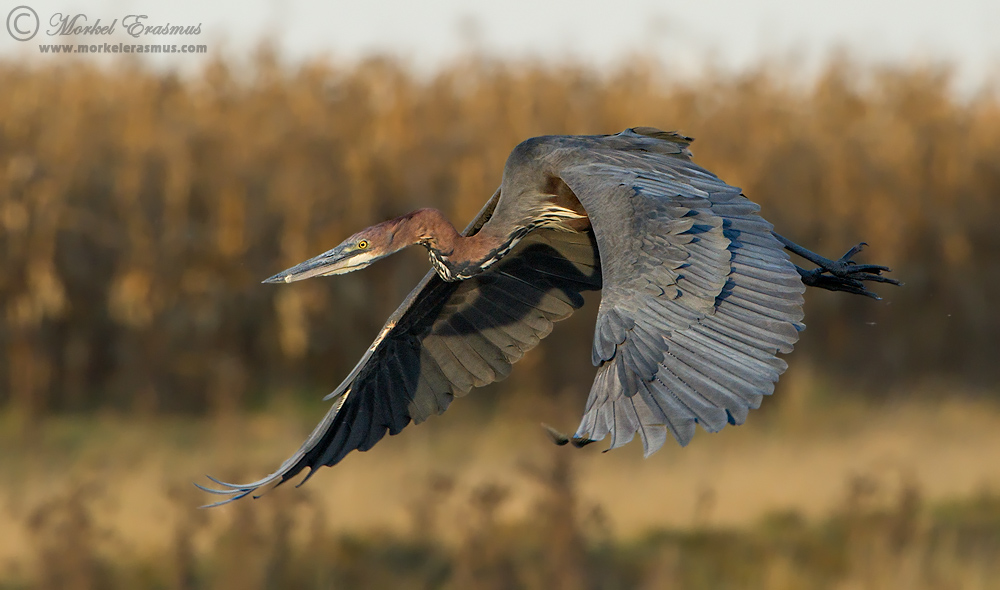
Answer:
[
  {"xmin": 354, "ymin": 230, "xmax": 598, "ymax": 436},
  {"xmin": 561, "ymin": 156, "xmax": 804, "ymax": 455},
  {"xmin": 202, "ymin": 130, "xmax": 804, "ymax": 506},
  {"xmin": 201, "ymin": 203, "xmax": 600, "ymax": 504}
]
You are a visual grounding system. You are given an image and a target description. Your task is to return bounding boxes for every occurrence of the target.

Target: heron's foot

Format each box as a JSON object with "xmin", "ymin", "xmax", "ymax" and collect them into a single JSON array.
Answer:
[{"xmin": 796, "ymin": 242, "xmax": 901, "ymax": 300}]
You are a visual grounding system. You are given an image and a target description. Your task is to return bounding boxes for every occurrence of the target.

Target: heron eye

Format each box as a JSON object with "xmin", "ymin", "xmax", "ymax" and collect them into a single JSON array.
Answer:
[{"xmin": 357, "ymin": 240, "xmax": 369, "ymax": 249}]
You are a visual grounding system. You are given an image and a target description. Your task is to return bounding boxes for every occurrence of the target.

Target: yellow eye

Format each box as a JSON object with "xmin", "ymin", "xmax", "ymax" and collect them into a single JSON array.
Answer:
[{"xmin": 357, "ymin": 240, "xmax": 369, "ymax": 249}]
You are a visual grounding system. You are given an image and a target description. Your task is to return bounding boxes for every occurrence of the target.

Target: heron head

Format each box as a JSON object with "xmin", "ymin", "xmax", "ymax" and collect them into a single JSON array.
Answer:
[{"xmin": 263, "ymin": 223, "xmax": 402, "ymax": 284}]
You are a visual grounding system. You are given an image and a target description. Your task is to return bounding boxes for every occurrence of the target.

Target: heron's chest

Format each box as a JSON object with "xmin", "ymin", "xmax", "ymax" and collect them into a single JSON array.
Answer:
[
  {"xmin": 427, "ymin": 238, "xmax": 520, "ymax": 282},
  {"xmin": 428, "ymin": 250, "xmax": 456, "ymax": 281}
]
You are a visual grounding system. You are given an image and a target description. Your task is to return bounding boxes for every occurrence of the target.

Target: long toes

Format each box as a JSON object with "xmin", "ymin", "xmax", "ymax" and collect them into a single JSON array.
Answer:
[
  {"xmin": 839, "ymin": 242, "xmax": 868, "ymax": 261},
  {"xmin": 840, "ymin": 282, "xmax": 881, "ymax": 299},
  {"xmin": 850, "ymin": 263, "xmax": 893, "ymax": 273},
  {"xmin": 867, "ymin": 275, "xmax": 901, "ymax": 285},
  {"xmin": 851, "ymin": 272, "xmax": 899, "ymax": 283},
  {"xmin": 839, "ymin": 277, "xmax": 866, "ymax": 291}
]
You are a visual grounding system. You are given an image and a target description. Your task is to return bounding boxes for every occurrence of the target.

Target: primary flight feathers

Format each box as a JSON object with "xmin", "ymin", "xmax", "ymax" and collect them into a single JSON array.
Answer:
[{"xmin": 198, "ymin": 128, "xmax": 897, "ymax": 506}]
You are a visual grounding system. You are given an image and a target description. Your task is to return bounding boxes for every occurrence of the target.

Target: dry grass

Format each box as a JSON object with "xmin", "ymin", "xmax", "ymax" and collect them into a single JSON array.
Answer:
[
  {"xmin": 2, "ymin": 49, "xmax": 999, "ymax": 588},
  {"xmin": 3, "ymin": 374, "xmax": 1000, "ymax": 588},
  {"xmin": 1, "ymin": 52, "xmax": 998, "ymax": 419}
]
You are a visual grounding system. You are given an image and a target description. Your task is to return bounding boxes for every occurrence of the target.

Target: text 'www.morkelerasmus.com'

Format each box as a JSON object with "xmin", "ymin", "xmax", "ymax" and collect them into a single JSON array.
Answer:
[
  {"xmin": 7, "ymin": 8, "xmax": 207, "ymax": 55},
  {"xmin": 38, "ymin": 43, "xmax": 208, "ymax": 54}
]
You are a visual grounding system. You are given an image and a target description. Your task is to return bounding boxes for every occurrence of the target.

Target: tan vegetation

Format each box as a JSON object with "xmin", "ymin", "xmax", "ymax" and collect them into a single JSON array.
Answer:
[
  {"xmin": 4, "ymin": 381, "xmax": 1000, "ymax": 589},
  {"xmin": 1, "ymin": 52, "xmax": 997, "ymax": 419},
  {"xmin": 1, "ymin": 51, "xmax": 999, "ymax": 588}
]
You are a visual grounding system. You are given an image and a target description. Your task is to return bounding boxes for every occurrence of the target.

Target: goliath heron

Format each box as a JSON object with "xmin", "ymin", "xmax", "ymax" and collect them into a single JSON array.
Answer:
[{"xmin": 199, "ymin": 128, "xmax": 898, "ymax": 505}]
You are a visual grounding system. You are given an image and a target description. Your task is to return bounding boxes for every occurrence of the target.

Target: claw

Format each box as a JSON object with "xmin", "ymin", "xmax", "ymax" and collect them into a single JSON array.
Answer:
[
  {"xmin": 794, "ymin": 239, "xmax": 900, "ymax": 299},
  {"xmin": 775, "ymin": 233, "xmax": 900, "ymax": 299},
  {"xmin": 851, "ymin": 263, "xmax": 893, "ymax": 274},
  {"xmin": 840, "ymin": 242, "xmax": 867, "ymax": 261},
  {"xmin": 854, "ymin": 273, "xmax": 900, "ymax": 284}
]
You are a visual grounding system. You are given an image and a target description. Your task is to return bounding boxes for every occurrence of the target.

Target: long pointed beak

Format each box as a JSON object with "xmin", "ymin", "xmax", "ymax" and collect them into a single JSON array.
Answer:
[{"xmin": 263, "ymin": 245, "xmax": 370, "ymax": 284}]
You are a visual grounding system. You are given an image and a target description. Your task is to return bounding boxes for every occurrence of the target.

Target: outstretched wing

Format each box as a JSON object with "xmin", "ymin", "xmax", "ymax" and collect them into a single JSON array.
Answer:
[
  {"xmin": 200, "ymin": 195, "xmax": 601, "ymax": 505},
  {"xmin": 559, "ymin": 142, "xmax": 805, "ymax": 455}
]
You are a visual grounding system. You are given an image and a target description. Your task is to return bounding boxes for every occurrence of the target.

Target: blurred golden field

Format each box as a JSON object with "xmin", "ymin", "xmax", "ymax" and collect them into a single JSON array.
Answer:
[
  {"xmin": 5, "ymin": 377, "xmax": 1000, "ymax": 589},
  {"xmin": 1, "ymin": 50, "xmax": 999, "ymax": 588}
]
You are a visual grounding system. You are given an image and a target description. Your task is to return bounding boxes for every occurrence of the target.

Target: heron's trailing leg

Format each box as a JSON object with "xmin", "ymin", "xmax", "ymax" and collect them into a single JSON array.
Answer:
[{"xmin": 771, "ymin": 233, "xmax": 901, "ymax": 300}]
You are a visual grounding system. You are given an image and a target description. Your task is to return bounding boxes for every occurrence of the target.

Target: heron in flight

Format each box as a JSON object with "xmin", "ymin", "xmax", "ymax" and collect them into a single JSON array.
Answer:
[{"xmin": 199, "ymin": 128, "xmax": 898, "ymax": 505}]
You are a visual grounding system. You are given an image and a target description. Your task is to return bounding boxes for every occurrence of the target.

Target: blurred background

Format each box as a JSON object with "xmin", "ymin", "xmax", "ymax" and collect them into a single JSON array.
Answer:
[{"xmin": 1, "ymin": 1, "xmax": 1000, "ymax": 588}]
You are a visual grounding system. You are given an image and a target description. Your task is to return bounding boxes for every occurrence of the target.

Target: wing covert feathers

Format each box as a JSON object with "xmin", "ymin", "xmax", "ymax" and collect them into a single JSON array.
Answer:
[
  {"xmin": 199, "ymin": 220, "xmax": 601, "ymax": 505},
  {"xmin": 560, "ymin": 142, "xmax": 804, "ymax": 455},
  {"xmin": 200, "ymin": 130, "xmax": 807, "ymax": 505}
]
